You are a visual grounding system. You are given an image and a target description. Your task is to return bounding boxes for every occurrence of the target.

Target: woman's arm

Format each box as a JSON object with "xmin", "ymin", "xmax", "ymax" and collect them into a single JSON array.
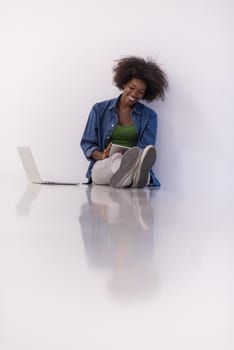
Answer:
[
  {"xmin": 137, "ymin": 110, "xmax": 157, "ymax": 149},
  {"xmin": 80, "ymin": 104, "xmax": 102, "ymax": 160}
]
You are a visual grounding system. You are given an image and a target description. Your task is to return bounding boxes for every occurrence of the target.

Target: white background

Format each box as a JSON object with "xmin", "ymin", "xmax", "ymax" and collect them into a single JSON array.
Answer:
[
  {"xmin": 0, "ymin": 0, "xmax": 233, "ymax": 197},
  {"xmin": 0, "ymin": 2, "xmax": 234, "ymax": 349}
]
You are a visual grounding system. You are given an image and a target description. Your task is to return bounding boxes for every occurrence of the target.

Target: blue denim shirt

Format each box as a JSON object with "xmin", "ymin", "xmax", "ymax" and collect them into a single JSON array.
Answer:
[{"xmin": 80, "ymin": 95, "xmax": 160, "ymax": 187}]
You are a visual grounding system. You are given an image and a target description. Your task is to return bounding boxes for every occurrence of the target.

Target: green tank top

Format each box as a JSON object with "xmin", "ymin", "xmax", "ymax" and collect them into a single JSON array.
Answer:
[{"xmin": 111, "ymin": 124, "xmax": 137, "ymax": 147}]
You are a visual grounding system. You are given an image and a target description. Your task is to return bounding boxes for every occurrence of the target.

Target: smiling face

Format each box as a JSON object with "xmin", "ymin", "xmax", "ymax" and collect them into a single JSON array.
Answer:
[{"xmin": 122, "ymin": 78, "xmax": 146, "ymax": 107}]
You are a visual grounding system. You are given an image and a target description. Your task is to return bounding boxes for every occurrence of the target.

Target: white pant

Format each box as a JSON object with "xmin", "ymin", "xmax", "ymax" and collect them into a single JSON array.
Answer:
[{"xmin": 92, "ymin": 153, "xmax": 123, "ymax": 185}]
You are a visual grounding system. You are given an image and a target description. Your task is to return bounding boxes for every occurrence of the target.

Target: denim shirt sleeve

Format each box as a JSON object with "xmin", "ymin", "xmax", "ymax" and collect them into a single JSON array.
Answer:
[
  {"xmin": 80, "ymin": 104, "xmax": 102, "ymax": 160},
  {"xmin": 136, "ymin": 110, "xmax": 157, "ymax": 149}
]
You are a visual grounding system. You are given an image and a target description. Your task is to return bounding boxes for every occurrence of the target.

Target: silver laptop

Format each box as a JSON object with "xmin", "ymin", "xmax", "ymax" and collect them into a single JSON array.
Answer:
[{"xmin": 17, "ymin": 147, "xmax": 79, "ymax": 185}]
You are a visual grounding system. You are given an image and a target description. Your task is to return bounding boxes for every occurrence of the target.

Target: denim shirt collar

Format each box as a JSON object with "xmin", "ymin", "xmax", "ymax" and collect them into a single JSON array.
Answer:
[{"xmin": 109, "ymin": 95, "xmax": 142, "ymax": 115}]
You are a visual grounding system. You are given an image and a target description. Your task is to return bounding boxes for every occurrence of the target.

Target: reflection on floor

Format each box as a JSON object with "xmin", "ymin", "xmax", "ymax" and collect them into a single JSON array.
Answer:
[
  {"xmin": 79, "ymin": 186, "xmax": 156, "ymax": 300},
  {"xmin": 0, "ymin": 179, "xmax": 233, "ymax": 350}
]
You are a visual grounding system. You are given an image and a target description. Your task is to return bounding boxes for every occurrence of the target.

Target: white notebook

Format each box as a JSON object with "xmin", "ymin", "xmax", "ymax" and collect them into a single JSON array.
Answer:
[{"xmin": 109, "ymin": 143, "xmax": 130, "ymax": 156}]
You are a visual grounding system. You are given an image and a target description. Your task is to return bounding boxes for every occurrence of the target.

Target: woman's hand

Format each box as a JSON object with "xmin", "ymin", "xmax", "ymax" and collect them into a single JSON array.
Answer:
[
  {"xmin": 102, "ymin": 142, "xmax": 112, "ymax": 159},
  {"xmin": 91, "ymin": 143, "xmax": 112, "ymax": 161}
]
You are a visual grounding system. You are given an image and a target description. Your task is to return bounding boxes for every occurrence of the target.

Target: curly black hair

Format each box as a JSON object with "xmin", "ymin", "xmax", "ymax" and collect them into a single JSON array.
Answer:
[{"xmin": 112, "ymin": 56, "xmax": 168, "ymax": 102}]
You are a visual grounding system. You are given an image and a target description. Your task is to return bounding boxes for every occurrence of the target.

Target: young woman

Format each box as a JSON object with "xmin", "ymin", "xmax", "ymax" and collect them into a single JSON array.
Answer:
[{"xmin": 80, "ymin": 56, "xmax": 168, "ymax": 188}]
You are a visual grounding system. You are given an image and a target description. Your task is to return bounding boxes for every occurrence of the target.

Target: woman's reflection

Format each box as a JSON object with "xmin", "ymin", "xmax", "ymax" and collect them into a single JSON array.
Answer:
[{"xmin": 79, "ymin": 185, "xmax": 158, "ymax": 300}]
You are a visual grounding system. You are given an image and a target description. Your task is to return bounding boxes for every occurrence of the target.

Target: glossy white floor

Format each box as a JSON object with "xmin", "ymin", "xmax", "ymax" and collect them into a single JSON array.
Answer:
[{"xmin": 0, "ymin": 174, "xmax": 233, "ymax": 350}]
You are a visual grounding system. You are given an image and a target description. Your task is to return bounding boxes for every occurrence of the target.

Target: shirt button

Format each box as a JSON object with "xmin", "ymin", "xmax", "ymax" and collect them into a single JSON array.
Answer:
[
  {"xmin": 107, "ymin": 136, "xmax": 110, "ymax": 139},
  {"xmin": 111, "ymin": 124, "xmax": 114, "ymax": 127}
]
